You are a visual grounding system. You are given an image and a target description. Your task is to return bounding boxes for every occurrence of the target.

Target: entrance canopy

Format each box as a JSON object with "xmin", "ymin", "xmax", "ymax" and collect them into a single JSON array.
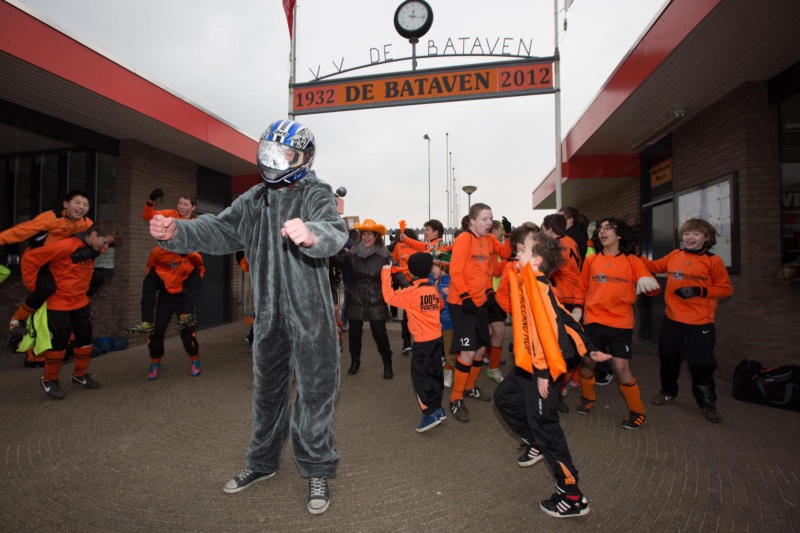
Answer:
[{"xmin": 533, "ymin": 0, "xmax": 800, "ymax": 208}]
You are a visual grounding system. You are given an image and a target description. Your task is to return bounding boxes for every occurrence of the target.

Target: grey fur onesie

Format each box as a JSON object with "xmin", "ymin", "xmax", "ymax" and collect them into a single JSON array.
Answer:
[{"xmin": 159, "ymin": 172, "xmax": 347, "ymax": 477}]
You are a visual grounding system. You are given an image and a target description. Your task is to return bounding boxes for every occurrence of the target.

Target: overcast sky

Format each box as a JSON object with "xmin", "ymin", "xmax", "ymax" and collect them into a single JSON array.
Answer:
[{"xmin": 17, "ymin": 0, "xmax": 665, "ymax": 230}]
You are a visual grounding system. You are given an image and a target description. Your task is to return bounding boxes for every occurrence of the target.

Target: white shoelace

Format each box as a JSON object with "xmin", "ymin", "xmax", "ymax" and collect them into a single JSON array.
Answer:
[{"xmin": 309, "ymin": 477, "xmax": 327, "ymax": 497}]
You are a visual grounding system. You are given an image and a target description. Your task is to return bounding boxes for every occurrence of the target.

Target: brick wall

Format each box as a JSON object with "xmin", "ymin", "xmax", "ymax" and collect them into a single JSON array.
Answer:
[
  {"xmin": 673, "ymin": 82, "xmax": 800, "ymax": 373},
  {"xmin": 579, "ymin": 178, "xmax": 641, "ymax": 227}
]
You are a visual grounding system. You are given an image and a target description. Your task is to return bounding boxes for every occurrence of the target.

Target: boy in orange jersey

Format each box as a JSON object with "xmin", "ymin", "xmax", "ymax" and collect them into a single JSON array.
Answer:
[
  {"xmin": 494, "ymin": 228, "xmax": 611, "ymax": 518},
  {"xmin": 128, "ymin": 189, "xmax": 201, "ymax": 333},
  {"xmin": 381, "ymin": 253, "xmax": 446, "ymax": 432},
  {"xmin": 143, "ymin": 247, "xmax": 205, "ymax": 380},
  {"xmin": 392, "ymin": 226, "xmax": 423, "ymax": 353},
  {"xmin": 641, "ymin": 219, "xmax": 733, "ymax": 423},
  {"xmin": 4, "ymin": 191, "xmax": 93, "ymax": 331},
  {"xmin": 21, "ymin": 222, "xmax": 118, "ymax": 400},
  {"xmin": 399, "ymin": 219, "xmax": 452, "ymax": 258},
  {"xmin": 572, "ymin": 217, "xmax": 661, "ymax": 429},
  {"xmin": 446, "ymin": 203, "xmax": 511, "ymax": 422}
]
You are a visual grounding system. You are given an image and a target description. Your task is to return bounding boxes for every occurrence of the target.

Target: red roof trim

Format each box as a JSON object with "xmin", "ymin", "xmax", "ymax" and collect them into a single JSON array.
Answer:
[{"xmin": 0, "ymin": 2, "xmax": 257, "ymax": 163}]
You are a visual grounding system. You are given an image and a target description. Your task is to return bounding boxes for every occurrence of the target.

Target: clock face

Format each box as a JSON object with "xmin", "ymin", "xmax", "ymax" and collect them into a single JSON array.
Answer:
[{"xmin": 394, "ymin": 0, "xmax": 433, "ymax": 40}]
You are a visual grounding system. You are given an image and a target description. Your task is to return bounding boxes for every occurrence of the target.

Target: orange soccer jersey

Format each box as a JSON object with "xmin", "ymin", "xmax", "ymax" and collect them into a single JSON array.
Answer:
[
  {"xmin": 21, "ymin": 236, "xmax": 97, "ymax": 311},
  {"xmin": 146, "ymin": 247, "xmax": 205, "ymax": 294},
  {"xmin": 0, "ymin": 209, "xmax": 93, "ymax": 248},
  {"xmin": 381, "ymin": 269, "xmax": 443, "ymax": 342},
  {"xmin": 392, "ymin": 240, "xmax": 420, "ymax": 281},
  {"xmin": 641, "ymin": 249, "xmax": 732, "ymax": 325},
  {"xmin": 549, "ymin": 235, "xmax": 582, "ymax": 306},
  {"xmin": 447, "ymin": 232, "xmax": 511, "ymax": 306},
  {"xmin": 576, "ymin": 251, "xmax": 659, "ymax": 329}
]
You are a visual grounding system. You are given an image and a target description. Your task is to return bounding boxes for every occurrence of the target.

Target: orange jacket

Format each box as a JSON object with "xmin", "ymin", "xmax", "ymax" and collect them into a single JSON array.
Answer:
[
  {"xmin": 0, "ymin": 210, "xmax": 93, "ymax": 248},
  {"xmin": 549, "ymin": 235, "xmax": 582, "ymax": 306},
  {"xmin": 447, "ymin": 231, "xmax": 511, "ymax": 306},
  {"xmin": 392, "ymin": 240, "xmax": 421, "ymax": 281},
  {"xmin": 575, "ymin": 251, "xmax": 660, "ymax": 329},
  {"xmin": 641, "ymin": 249, "xmax": 732, "ymax": 325},
  {"xmin": 146, "ymin": 247, "xmax": 205, "ymax": 294},
  {"xmin": 381, "ymin": 269, "xmax": 443, "ymax": 342},
  {"xmin": 21, "ymin": 236, "xmax": 98, "ymax": 310}
]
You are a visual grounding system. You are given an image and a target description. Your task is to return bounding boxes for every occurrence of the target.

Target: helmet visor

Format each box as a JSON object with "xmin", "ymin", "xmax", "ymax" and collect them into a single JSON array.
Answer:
[{"xmin": 258, "ymin": 141, "xmax": 304, "ymax": 171}]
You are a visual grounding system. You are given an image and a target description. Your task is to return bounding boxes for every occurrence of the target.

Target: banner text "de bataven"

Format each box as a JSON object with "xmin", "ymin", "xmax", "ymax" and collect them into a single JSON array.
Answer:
[{"xmin": 292, "ymin": 59, "xmax": 554, "ymax": 115}]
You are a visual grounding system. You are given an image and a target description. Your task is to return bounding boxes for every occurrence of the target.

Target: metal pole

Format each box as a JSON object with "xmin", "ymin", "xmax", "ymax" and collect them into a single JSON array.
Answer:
[
  {"xmin": 445, "ymin": 133, "xmax": 450, "ymax": 227},
  {"xmin": 554, "ymin": 0, "xmax": 563, "ymax": 210},
  {"xmin": 423, "ymin": 134, "xmax": 431, "ymax": 220},
  {"xmin": 288, "ymin": 3, "xmax": 298, "ymax": 120}
]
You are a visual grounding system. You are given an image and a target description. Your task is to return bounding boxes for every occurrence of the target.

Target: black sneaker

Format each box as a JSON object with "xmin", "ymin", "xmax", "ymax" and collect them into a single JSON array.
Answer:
[
  {"xmin": 464, "ymin": 386, "xmax": 491, "ymax": 402},
  {"xmin": 595, "ymin": 371, "xmax": 613, "ymax": 386},
  {"xmin": 557, "ymin": 394, "xmax": 570, "ymax": 414},
  {"xmin": 223, "ymin": 469, "xmax": 275, "ymax": 494},
  {"xmin": 126, "ymin": 322, "xmax": 154, "ymax": 334},
  {"xmin": 540, "ymin": 490, "xmax": 590, "ymax": 518},
  {"xmin": 651, "ymin": 390, "xmax": 675, "ymax": 405},
  {"xmin": 450, "ymin": 399, "xmax": 470, "ymax": 422},
  {"xmin": 517, "ymin": 441, "xmax": 543, "ymax": 467},
  {"xmin": 703, "ymin": 406, "xmax": 722, "ymax": 424},
  {"xmin": 621, "ymin": 411, "xmax": 647, "ymax": 430},
  {"xmin": 307, "ymin": 477, "xmax": 330, "ymax": 514},
  {"xmin": 576, "ymin": 397, "xmax": 594, "ymax": 415},
  {"xmin": 401, "ymin": 344, "xmax": 412, "ymax": 354},
  {"xmin": 41, "ymin": 379, "xmax": 65, "ymax": 400},
  {"xmin": 72, "ymin": 374, "xmax": 101, "ymax": 389}
]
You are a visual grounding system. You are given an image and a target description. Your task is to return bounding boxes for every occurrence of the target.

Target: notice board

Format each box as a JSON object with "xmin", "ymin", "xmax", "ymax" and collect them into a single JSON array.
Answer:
[{"xmin": 675, "ymin": 172, "xmax": 739, "ymax": 273}]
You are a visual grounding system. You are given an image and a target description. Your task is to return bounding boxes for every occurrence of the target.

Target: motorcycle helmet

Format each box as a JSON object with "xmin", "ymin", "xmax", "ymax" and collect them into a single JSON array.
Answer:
[{"xmin": 257, "ymin": 119, "xmax": 316, "ymax": 186}]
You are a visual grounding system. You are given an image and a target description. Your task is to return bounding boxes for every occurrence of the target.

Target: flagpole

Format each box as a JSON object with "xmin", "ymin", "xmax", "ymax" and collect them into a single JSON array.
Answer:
[
  {"xmin": 288, "ymin": 2, "xmax": 297, "ymax": 120},
  {"xmin": 553, "ymin": 0, "xmax": 563, "ymax": 210}
]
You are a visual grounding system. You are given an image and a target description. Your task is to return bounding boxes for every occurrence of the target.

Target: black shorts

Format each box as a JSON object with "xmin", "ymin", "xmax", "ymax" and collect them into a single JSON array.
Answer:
[
  {"xmin": 448, "ymin": 302, "xmax": 491, "ymax": 353},
  {"xmin": 487, "ymin": 300, "xmax": 507, "ymax": 324},
  {"xmin": 583, "ymin": 323, "xmax": 633, "ymax": 360}
]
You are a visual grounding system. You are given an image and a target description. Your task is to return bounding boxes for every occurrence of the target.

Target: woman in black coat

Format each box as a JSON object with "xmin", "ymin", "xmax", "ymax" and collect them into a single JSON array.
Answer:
[{"xmin": 332, "ymin": 219, "xmax": 393, "ymax": 379}]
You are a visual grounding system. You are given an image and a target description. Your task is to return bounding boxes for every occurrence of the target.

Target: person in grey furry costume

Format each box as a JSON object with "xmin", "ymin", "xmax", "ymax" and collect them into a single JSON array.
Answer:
[{"xmin": 149, "ymin": 120, "xmax": 347, "ymax": 515}]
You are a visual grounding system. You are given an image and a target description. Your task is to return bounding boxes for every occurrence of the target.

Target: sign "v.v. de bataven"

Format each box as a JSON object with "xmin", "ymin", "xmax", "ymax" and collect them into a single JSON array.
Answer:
[{"xmin": 292, "ymin": 58, "xmax": 554, "ymax": 115}]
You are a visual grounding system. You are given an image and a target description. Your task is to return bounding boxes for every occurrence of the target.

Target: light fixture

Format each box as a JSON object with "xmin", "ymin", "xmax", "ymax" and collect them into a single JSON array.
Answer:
[
  {"xmin": 629, "ymin": 109, "xmax": 686, "ymax": 152},
  {"xmin": 462, "ymin": 185, "xmax": 477, "ymax": 209}
]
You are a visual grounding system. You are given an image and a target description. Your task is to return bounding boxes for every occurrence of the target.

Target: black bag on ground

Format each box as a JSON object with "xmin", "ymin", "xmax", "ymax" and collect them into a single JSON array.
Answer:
[{"xmin": 732, "ymin": 359, "xmax": 800, "ymax": 412}]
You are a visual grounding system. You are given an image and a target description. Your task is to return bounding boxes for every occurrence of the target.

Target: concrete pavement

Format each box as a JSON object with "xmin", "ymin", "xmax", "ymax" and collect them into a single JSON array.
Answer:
[{"xmin": 1, "ymin": 321, "xmax": 798, "ymax": 532}]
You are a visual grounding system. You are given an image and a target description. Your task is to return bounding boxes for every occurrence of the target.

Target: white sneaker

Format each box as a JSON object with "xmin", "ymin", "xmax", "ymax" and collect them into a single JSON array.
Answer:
[
  {"xmin": 9, "ymin": 319, "xmax": 20, "ymax": 330},
  {"xmin": 486, "ymin": 367, "xmax": 504, "ymax": 383},
  {"xmin": 443, "ymin": 368, "xmax": 453, "ymax": 388}
]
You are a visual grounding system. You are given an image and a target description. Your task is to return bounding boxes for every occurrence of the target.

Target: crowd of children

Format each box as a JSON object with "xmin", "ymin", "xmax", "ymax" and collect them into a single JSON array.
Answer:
[{"xmin": 3, "ymin": 164, "xmax": 733, "ymax": 519}]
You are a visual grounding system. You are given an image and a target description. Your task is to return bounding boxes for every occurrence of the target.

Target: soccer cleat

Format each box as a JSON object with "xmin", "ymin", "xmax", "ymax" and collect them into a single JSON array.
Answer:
[
  {"xmin": 41, "ymin": 379, "xmax": 65, "ymax": 400},
  {"xmin": 703, "ymin": 406, "xmax": 722, "ymax": 423},
  {"xmin": 178, "ymin": 314, "xmax": 197, "ymax": 330},
  {"xmin": 486, "ymin": 367, "xmax": 504, "ymax": 383},
  {"xmin": 434, "ymin": 406, "xmax": 447, "ymax": 421},
  {"xmin": 621, "ymin": 411, "xmax": 647, "ymax": 430},
  {"xmin": 595, "ymin": 370, "xmax": 613, "ymax": 386},
  {"xmin": 223, "ymin": 469, "xmax": 275, "ymax": 494},
  {"xmin": 443, "ymin": 368, "xmax": 453, "ymax": 388},
  {"xmin": 190, "ymin": 359, "xmax": 202, "ymax": 377},
  {"xmin": 307, "ymin": 477, "xmax": 330, "ymax": 514},
  {"xmin": 147, "ymin": 363, "xmax": 160, "ymax": 381},
  {"xmin": 540, "ymin": 490, "xmax": 590, "ymax": 518},
  {"xmin": 126, "ymin": 322, "xmax": 154, "ymax": 334},
  {"xmin": 449, "ymin": 399, "xmax": 470, "ymax": 422},
  {"xmin": 651, "ymin": 391, "xmax": 675, "ymax": 405},
  {"xmin": 464, "ymin": 386, "xmax": 491, "ymax": 402},
  {"xmin": 517, "ymin": 441, "xmax": 543, "ymax": 467},
  {"xmin": 576, "ymin": 397, "xmax": 594, "ymax": 415},
  {"xmin": 416, "ymin": 412, "xmax": 442, "ymax": 433},
  {"xmin": 71, "ymin": 374, "xmax": 101, "ymax": 389}
]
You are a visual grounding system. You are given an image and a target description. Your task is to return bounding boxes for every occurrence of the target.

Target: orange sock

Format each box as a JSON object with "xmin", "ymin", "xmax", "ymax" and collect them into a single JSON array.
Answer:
[
  {"xmin": 190, "ymin": 354, "xmax": 200, "ymax": 361},
  {"xmin": 42, "ymin": 350, "xmax": 66, "ymax": 381},
  {"xmin": 579, "ymin": 369, "xmax": 596, "ymax": 401},
  {"xmin": 488, "ymin": 346, "xmax": 502, "ymax": 370},
  {"xmin": 619, "ymin": 378, "xmax": 646, "ymax": 414},
  {"xmin": 450, "ymin": 361, "xmax": 471, "ymax": 402},
  {"xmin": 444, "ymin": 364, "xmax": 453, "ymax": 371},
  {"xmin": 13, "ymin": 303, "xmax": 35, "ymax": 322},
  {"xmin": 150, "ymin": 358, "xmax": 161, "ymax": 364},
  {"xmin": 464, "ymin": 360, "xmax": 484, "ymax": 390},
  {"xmin": 73, "ymin": 346, "xmax": 92, "ymax": 377}
]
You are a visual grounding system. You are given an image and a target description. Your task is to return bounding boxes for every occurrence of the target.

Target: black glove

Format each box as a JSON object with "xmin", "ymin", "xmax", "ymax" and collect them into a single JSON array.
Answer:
[
  {"xmin": 674, "ymin": 286, "xmax": 706, "ymax": 299},
  {"xmin": 485, "ymin": 289, "xmax": 496, "ymax": 307},
  {"xmin": 460, "ymin": 293, "xmax": 477, "ymax": 314},
  {"xmin": 149, "ymin": 188, "xmax": 164, "ymax": 202},
  {"xmin": 501, "ymin": 216, "xmax": 512, "ymax": 234}
]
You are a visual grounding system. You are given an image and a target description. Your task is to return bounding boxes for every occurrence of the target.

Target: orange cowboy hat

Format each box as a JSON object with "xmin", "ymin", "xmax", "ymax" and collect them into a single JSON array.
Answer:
[{"xmin": 354, "ymin": 218, "xmax": 386, "ymax": 236}]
